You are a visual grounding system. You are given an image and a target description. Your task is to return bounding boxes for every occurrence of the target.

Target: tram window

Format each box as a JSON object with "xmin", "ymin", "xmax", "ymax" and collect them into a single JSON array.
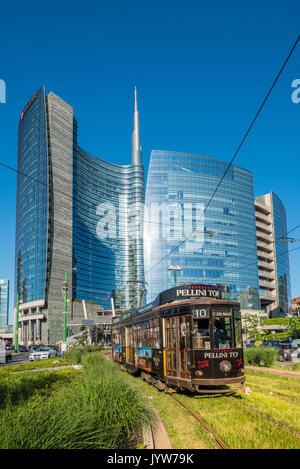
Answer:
[
  {"xmin": 213, "ymin": 318, "xmax": 233, "ymax": 349},
  {"xmin": 193, "ymin": 319, "xmax": 210, "ymax": 350},
  {"xmin": 234, "ymin": 318, "xmax": 242, "ymax": 348},
  {"xmin": 186, "ymin": 351, "xmax": 192, "ymax": 373}
]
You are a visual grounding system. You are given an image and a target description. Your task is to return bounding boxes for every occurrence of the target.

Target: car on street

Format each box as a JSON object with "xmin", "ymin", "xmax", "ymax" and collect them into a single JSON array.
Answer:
[
  {"xmin": 261, "ymin": 340, "xmax": 294, "ymax": 361},
  {"xmin": 18, "ymin": 345, "xmax": 28, "ymax": 352},
  {"xmin": 5, "ymin": 344, "xmax": 13, "ymax": 360},
  {"xmin": 0, "ymin": 342, "xmax": 12, "ymax": 363},
  {"xmin": 289, "ymin": 347, "xmax": 300, "ymax": 363},
  {"xmin": 29, "ymin": 347, "xmax": 57, "ymax": 361}
]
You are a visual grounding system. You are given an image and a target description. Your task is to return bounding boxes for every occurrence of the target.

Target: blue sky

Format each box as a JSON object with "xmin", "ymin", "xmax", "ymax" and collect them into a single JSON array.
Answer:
[{"xmin": 0, "ymin": 0, "xmax": 299, "ymax": 323}]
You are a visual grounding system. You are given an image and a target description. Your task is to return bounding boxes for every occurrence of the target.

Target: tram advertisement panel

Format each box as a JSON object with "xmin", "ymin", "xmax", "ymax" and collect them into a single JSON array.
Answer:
[
  {"xmin": 135, "ymin": 347, "xmax": 152, "ymax": 371},
  {"xmin": 194, "ymin": 348, "xmax": 244, "ymax": 380}
]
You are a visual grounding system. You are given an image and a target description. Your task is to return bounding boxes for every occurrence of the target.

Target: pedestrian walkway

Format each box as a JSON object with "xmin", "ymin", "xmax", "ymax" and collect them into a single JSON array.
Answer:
[{"xmin": 245, "ymin": 365, "xmax": 300, "ymax": 379}]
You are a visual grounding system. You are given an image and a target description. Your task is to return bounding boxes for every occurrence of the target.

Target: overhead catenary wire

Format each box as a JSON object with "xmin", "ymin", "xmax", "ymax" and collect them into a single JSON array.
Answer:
[{"xmin": 144, "ymin": 35, "xmax": 300, "ymax": 275}]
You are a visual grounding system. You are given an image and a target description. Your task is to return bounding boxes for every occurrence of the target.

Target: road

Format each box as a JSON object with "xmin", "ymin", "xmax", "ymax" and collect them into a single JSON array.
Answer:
[{"xmin": 0, "ymin": 352, "xmax": 30, "ymax": 367}]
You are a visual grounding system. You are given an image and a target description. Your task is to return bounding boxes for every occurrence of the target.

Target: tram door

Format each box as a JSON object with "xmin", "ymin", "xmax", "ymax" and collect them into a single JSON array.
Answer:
[{"xmin": 164, "ymin": 316, "xmax": 192, "ymax": 379}]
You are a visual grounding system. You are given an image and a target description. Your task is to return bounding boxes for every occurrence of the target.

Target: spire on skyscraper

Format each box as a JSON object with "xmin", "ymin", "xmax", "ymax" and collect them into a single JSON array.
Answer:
[{"xmin": 132, "ymin": 86, "xmax": 142, "ymax": 165}]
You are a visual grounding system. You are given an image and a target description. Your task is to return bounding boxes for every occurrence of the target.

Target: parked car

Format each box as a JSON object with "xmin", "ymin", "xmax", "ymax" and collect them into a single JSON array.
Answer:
[
  {"xmin": 29, "ymin": 347, "xmax": 57, "ymax": 361},
  {"xmin": 5, "ymin": 344, "xmax": 12, "ymax": 360},
  {"xmin": 18, "ymin": 345, "xmax": 28, "ymax": 352},
  {"xmin": 0, "ymin": 342, "xmax": 11, "ymax": 363},
  {"xmin": 290, "ymin": 347, "xmax": 300, "ymax": 362},
  {"xmin": 261, "ymin": 340, "xmax": 294, "ymax": 361}
]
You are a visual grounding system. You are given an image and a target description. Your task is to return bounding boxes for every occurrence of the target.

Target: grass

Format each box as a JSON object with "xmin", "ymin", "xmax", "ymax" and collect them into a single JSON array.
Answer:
[
  {"xmin": 0, "ymin": 352, "xmax": 151, "ymax": 449},
  {"xmin": 63, "ymin": 345, "xmax": 104, "ymax": 363},
  {"xmin": 1, "ymin": 357, "xmax": 75, "ymax": 373},
  {"xmin": 123, "ymin": 369, "xmax": 300, "ymax": 449},
  {"xmin": 244, "ymin": 346, "xmax": 279, "ymax": 367}
]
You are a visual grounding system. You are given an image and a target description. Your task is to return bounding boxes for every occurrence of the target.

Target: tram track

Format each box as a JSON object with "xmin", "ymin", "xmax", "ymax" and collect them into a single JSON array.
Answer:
[
  {"xmin": 167, "ymin": 393, "xmax": 228, "ymax": 449},
  {"xmin": 229, "ymin": 397, "xmax": 300, "ymax": 440}
]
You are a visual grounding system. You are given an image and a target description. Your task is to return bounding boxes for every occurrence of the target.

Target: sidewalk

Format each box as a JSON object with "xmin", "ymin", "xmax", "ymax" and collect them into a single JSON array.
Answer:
[{"xmin": 245, "ymin": 365, "xmax": 300, "ymax": 379}]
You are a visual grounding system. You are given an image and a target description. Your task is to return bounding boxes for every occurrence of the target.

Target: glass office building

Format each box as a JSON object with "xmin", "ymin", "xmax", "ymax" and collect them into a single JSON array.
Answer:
[
  {"xmin": 15, "ymin": 87, "xmax": 49, "ymax": 303},
  {"xmin": 0, "ymin": 280, "xmax": 9, "ymax": 326},
  {"xmin": 144, "ymin": 150, "xmax": 260, "ymax": 311},
  {"xmin": 15, "ymin": 86, "xmax": 144, "ymax": 344},
  {"xmin": 273, "ymin": 194, "xmax": 291, "ymax": 313},
  {"xmin": 73, "ymin": 145, "xmax": 144, "ymax": 309}
]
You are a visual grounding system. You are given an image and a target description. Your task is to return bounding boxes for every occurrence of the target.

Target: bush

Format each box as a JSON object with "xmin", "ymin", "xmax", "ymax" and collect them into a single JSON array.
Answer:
[
  {"xmin": 64, "ymin": 345, "xmax": 104, "ymax": 364},
  {"xmin": 0, "ymin": 353, "xmax": 151, "ymax": 449},
  {"xmin": 244, "ymin": 346, "xmax": 279, "ymax": 367}
]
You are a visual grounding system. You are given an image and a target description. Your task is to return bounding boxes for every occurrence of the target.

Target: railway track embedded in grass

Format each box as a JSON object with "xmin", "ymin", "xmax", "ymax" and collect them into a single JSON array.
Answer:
[
  {"xmin": 168, "ymin": 393, "xmax": 228, "ymax": 449},
  {"xmin": 230, "ymin": 398, "xmax": 300, "ymax": 440}
]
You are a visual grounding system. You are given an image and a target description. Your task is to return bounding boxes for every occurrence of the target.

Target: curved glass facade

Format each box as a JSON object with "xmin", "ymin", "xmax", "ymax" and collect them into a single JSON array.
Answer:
[
  {"xmin": 73, "ymin": 145, "xmax": 144, "ymax": 309},
  {"xmin": 272, "ymin": 193, "xmax": 291, "ymax": 313},
  {"xmin": 15, "ymin": 87, "xmax": 49, "ymax": 303},
  {"xmin": 144, "ymin": 150, "xmax": 260, "ymax": 310}
]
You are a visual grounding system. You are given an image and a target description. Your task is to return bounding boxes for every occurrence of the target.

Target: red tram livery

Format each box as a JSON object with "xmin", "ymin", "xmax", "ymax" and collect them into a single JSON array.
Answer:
[{"xmin": 112, "ymin": 284, "xmax": 245, "ymax": 393}]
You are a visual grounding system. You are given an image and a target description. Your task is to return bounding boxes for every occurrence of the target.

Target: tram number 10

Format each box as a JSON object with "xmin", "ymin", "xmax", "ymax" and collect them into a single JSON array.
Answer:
[{"xmin": 193, "ymin": 309, "xmax": 209, "ymax": 318}]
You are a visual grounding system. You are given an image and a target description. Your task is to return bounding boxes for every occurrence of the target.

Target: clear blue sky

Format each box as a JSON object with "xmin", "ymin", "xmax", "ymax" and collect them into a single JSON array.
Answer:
[{"xmin": 0, "ymin": 0, "xmax": 299, "ymax": 323}]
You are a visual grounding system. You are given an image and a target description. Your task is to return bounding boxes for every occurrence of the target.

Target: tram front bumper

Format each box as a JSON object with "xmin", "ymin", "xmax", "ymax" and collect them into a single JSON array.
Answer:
[{"xmin": 192, "ymin": 375, "xmax": 245, "ymax": 387}]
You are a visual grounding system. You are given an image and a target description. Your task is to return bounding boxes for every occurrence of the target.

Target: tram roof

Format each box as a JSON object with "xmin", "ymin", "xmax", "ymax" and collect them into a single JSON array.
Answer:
[{"xmin": 115, "ymin": 297, "xmax": 240, "ymax": 323}]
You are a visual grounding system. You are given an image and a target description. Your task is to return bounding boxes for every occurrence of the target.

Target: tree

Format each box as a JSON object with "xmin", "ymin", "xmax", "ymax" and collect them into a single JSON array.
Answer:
[{"xmin": 243, "ymin": 313, "xmax": 262, "ymax": 342}]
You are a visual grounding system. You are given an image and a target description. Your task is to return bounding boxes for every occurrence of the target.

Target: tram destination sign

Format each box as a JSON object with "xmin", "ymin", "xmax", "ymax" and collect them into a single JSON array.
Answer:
[
  {"xmin": 176, "ymin": 285, "xmax": 221, "ymax": 299},
  {"xmin": 159, "ymin": 284, "xmax": 222, "ymax": 305}
]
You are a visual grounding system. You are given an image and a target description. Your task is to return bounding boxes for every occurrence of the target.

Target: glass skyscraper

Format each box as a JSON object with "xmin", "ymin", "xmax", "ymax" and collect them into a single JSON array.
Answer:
[
  {"xmin": 0, "ymin": 280, "xmax": 9, "ymax": 326},
  {"xmin": 144, "ymin": 150, "xmax": 260, "ymax": 311},
  {"xmin": 15, "ymin": 86, "xmax": 144, "ymax": 344}
]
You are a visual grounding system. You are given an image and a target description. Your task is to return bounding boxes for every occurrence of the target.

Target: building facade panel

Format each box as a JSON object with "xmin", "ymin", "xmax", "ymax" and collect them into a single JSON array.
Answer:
[
  {"xmin": 15, "ymin": 87, "xmax": 144, "ymax": 345},
  {"xmin": 0, "ymin": 280, "xmax": 9, "ymax": 326}
]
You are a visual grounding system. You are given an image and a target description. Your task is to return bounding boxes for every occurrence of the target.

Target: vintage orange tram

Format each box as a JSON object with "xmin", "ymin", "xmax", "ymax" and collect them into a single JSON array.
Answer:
[{"xmin": 112, "ymin": 284, "xmax": 245, "ymax": 393}]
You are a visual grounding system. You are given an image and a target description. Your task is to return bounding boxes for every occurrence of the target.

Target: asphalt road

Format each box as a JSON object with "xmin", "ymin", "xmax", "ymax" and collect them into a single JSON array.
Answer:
[{"xmin": 0, "ymin": 352, "xmax": 30, "ymax": 367}]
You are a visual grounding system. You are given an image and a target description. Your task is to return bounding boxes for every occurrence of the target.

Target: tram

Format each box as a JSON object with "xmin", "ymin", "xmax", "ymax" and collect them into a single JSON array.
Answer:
[{"xmin": 112, "ymin": 284, "xmax": 245, "ymax": 393}]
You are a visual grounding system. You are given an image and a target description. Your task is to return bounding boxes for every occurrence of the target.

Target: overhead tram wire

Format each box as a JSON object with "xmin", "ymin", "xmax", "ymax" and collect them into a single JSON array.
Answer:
[
  {"xmin": 1, "ymin": 35, "xmax": 299, "ymax": 282},
  {"xmin": 218, "ymin": 223, "xmax": 300, "ymax": 271},
  {"xmin": 144, "ymin": 34, "xmax": 300, "ymax": 276},
  {"xmin": 1, "ymin": 39, "xmax": 298, "ymax": 240}
]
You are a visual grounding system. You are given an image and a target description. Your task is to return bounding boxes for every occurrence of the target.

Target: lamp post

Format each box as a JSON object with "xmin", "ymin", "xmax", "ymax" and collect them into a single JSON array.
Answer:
[
  {"xmin": 62, "ymin": 273, "xmax": 68, "ymax": 343},
  {"xmin": 14, "ymin": 294, "xmax": 19, "ymax": 352},
  {"xmin": 168, "ymin": 265, "xmax": 182, "ymax": 287}
]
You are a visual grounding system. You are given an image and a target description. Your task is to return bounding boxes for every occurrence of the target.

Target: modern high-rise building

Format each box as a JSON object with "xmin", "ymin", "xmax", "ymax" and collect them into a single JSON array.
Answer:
[
  {"xmin": 0, "ymin": 279, "xmax": 9, "ymax": 326},
  {"xmin": 255, "ymin": 192, "xmax": 291, "ymax": 316},
  {"xmin": 15, "ymin": 86, "xmax": 144, "ymax": 345},
  {"xmin": 144, "ymin": 151, "xmax": 261, "ymax": 313}
]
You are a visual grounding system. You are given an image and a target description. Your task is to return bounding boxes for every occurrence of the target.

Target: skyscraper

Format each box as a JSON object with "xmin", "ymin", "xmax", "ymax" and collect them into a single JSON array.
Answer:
[
  {"xmin": 144, "ymin": 150, "xmax": 261, "ymax": 312},
  {"xmin": 255, "ymin": 192, "xmax": 291, "ymax": 316},
  {"xmin": 15, "ymin": 87, "xmax": 144, "ymax": 344},
  {"xmin": 0, "ymin": 280, "xmax": 9, "ymax": 326}
]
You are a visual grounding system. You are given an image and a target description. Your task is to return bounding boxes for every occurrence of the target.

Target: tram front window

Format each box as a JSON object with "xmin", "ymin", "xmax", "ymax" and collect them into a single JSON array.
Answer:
[
  {"xmin": 193, "ymin": 319, "xmax": 210, "ymax": 350},
  {"xmin": 213, "ymin": 318, "xmax": 233, "ymax": 349}
]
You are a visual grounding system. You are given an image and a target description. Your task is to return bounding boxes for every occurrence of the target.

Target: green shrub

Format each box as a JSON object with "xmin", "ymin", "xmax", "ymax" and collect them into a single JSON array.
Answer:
[
  {"xmin": 64, "ymin": 345, "xmax": 104, "ymax": 364},
  {"xmin": 0, "ymin": 352, "xmax": 151, "ymax": 449},
  {"xmin": 244, "ymin": 346, "xmax": 279, "ymax": 367}
]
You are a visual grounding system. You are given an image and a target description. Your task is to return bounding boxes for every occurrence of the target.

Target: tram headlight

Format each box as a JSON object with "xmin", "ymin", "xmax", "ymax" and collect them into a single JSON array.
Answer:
[
  {"xmin": 195, "ymin": 370, "xmax": 203, "ymax": 377},
  {"xmin": 219, "ymin": 360, "xmax": 232, "ymax": 374}
]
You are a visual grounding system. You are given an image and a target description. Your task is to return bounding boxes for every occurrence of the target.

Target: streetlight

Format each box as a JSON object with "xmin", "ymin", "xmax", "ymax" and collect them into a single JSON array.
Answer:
[
  {"xmin": 168, "ymin": 265, "xmax": 182, "ymax": 287},
  {"xmin": 61, "ymin": 273, "xmax": 68, "ymax": 343}
]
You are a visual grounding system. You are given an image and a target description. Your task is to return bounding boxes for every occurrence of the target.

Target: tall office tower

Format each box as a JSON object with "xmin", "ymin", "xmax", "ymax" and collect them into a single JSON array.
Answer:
[
  {"xmin": 0, "ymin": 280, "xmax": 9, "ymax": 326},
  {"xmin": 144, "ymin": 151, "xmax": 261, "ymax": 313},
  {"xmin": 15, "ymin": 87, "xmax": 144, "ymax": 345},
  {"xmin": 255, "ymin": 192, "xmax": 291, "ymax": 316}
]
